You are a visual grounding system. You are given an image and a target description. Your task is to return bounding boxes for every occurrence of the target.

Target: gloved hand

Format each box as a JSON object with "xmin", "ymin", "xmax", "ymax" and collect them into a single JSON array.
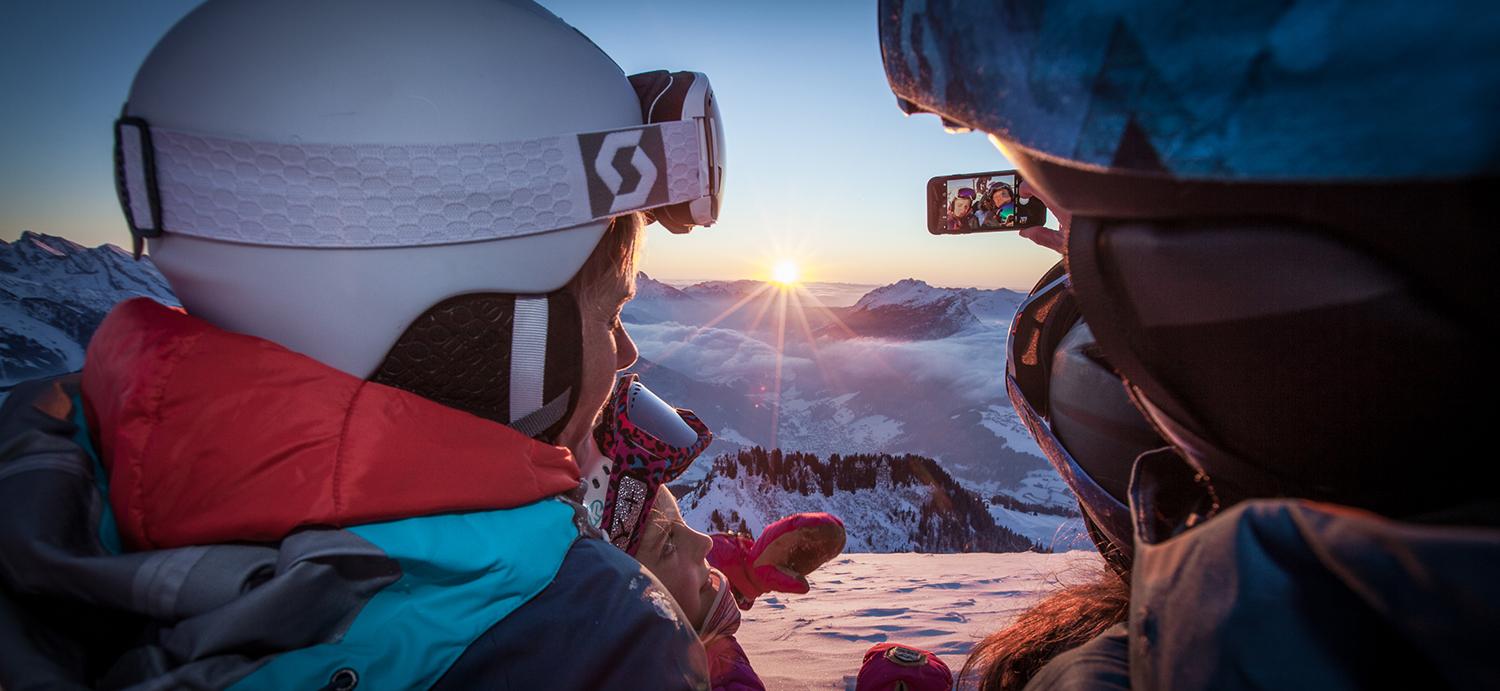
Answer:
[
  {"xmin": 856, "ymin": 643, "xmax": 952, "ymax": 691},
  {"xmin": 707, "ymin": 512, "xmax": 846, "ymax": 610}
]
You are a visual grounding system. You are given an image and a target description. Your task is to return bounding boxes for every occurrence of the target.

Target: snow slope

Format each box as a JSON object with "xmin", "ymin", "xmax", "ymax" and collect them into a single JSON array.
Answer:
[
  {"xmin": 0, "ymin": 302, "xmax": 85, "ymax": 386},
  {"xmin": 0, "ymin": 231, "xmax": 179, "ymax": 388},
  {"xmin": 736, "ymin": 550, "xmax": 1103, "ymax": 690},
  {"xmin": 681, "ymin": 451, "xmax": 1041, "ymax": 554}
]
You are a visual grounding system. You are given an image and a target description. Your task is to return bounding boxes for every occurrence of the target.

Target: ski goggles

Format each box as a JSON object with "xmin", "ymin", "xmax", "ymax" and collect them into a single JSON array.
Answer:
[
  {"xmin": 113, "ymin": 70, "xmax": 724, "ymax": 256},
  {"xmin": 583, "ymin": 373, "xmax": 713, "ymax": 554},
  {"xmin": 1005, "ymin": 269, "xmax": 1135, "ymax": 559}
]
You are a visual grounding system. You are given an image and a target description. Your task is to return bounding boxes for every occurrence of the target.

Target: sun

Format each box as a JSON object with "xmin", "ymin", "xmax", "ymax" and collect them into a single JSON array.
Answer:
[{"xmin": 771, "ymin": 259, "xmax": 801, "ymax": 286}]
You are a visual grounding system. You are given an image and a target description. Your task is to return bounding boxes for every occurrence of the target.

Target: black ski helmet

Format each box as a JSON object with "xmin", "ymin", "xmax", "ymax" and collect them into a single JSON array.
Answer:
[
  {"xmin": 882, "ymin": 0, "xmax": 1500, "ymax": 518},
  {"xmin": 1007, "ymin": 260, "xmax": 1166, "ymax": 571}
]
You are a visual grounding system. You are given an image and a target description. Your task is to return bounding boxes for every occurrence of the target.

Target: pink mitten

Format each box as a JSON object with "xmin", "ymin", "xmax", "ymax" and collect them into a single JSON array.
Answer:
[{"xmin": 708, "ymin": 512, "xmax": 846, "ymax": 610}]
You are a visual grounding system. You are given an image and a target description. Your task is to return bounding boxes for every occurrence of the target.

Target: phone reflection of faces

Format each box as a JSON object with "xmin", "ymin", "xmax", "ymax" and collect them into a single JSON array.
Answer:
[{"xmin": 937, "ymin": 173, "xmax": 1026, "ymax": 233}]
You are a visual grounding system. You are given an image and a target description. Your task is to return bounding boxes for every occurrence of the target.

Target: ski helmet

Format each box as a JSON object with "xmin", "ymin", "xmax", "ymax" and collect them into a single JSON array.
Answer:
[
  {"xmin": 113, "ymin": 0, "xmax": 725, "ymax": 440},
  {"xmin": 882, "ymin": 0, "xmax": 1500, "ymax": 518},
  {"xmin": 1006, "ymin": 261, "xmax": 1164, "ymax": 570}
]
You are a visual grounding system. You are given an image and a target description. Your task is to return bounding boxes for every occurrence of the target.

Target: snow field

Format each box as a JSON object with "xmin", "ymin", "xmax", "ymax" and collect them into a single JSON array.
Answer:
[
  {"xmin": 985, "ymin": 505, "xmax": 1089, "ymax": 552},
  {"xmin": 735, "ymin": 551, "xmax": 1103, "ymax": 690}
]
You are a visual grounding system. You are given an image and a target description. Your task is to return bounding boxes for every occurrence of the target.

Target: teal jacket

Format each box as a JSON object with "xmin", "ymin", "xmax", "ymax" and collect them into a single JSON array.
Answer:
[{"xmin": 0, "ymin": 301, "xmax": 708, "ymax": 689}]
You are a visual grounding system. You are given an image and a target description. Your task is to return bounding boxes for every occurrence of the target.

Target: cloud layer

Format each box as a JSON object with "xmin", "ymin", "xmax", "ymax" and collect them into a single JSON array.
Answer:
[{"xmin": 628, "ymin": 320, "xmax": 1007, "ymax": 405}]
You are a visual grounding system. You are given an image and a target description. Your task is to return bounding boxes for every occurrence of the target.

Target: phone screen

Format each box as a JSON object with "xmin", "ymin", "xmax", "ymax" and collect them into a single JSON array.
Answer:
[{"xmin": 954, "ymin": 173, "xmax": 1019, "ymax": 230}]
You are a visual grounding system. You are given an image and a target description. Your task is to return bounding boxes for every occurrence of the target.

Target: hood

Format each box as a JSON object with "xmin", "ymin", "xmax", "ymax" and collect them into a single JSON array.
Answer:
[
  {"xmin": 81, "ymin": 298, "xmax": 581, "ymax": 550},
  {"xmin": 878, "ymin": 0, "xmax": 1500, "ymax": 181},
  {"xmin": 1127, "ymin": 451, "xmax": 1500, "ymax": 689}
]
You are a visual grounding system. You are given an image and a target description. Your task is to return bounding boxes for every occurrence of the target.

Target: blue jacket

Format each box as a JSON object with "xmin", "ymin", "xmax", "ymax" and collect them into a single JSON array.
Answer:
[
  {"xmin": 1026, "ymin": 450, "xmax": 1500, "ymax": 690},
  {"xmin": 0, "ymin": 303, "xmax": 708, "ymax": 690}
]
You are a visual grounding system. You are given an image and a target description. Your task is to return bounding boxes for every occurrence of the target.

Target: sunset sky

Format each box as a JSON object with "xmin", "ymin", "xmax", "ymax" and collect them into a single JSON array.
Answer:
[{"xmin": 0, "ymin": 0, "xmax": 1062, "ymax": 290}]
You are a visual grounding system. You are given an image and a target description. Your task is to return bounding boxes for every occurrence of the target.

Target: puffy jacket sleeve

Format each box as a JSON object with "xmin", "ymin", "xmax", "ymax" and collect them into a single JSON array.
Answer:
[
  {"xmin": 706, "ymin": 635, "xmax": 765, "ymax": 691},
  {"xmin": 431, "ymin": 537, "xmax": 709, "ymax": 690}
]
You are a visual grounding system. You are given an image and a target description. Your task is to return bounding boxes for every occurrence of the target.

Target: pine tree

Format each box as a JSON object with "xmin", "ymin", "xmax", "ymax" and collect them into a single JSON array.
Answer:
[{"xmin": 690, "ymin": 446, "xmax": 1054, "ymax": 554}]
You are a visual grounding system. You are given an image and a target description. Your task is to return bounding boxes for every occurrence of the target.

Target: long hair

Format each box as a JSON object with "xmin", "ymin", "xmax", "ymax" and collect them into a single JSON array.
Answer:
[
  {"xmin": 566, "ymin": 212, "xmax": 644, "ymax": 308},
  {"xmin": 959, "ymin": 569, "xmax": 1130, "ymax": 691}
]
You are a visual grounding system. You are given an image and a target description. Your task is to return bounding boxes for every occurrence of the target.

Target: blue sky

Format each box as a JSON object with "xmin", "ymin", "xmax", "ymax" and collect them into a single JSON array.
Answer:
[{"xmin": 0, "ymin": 0, "xmax": 1061, "ymax": 289}]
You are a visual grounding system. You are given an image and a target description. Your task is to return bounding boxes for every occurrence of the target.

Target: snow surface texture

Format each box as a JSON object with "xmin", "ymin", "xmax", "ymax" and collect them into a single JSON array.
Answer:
[
  {"xmin": 736, "ymin": 551, "xmax": 1102, "ymax": 690},
  {"xmin": 0, "ymin": 232, "xmax": 178, "ymax": 390}
]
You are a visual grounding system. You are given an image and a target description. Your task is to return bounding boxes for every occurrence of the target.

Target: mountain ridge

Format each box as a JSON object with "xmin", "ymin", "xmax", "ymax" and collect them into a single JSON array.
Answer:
[
  {"xmin": 1, "ymin": 231, "xmax": 177, "ymax": 388},
  {"xmin": 678, "ymin": 447, "xmax": 1068, "ymax": 553}
]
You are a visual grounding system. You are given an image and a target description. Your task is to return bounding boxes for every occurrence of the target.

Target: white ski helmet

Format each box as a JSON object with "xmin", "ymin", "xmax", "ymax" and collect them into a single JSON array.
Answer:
[{"xmin": 114, "ymin": 0, "xmax": 723, "ymax": 387}]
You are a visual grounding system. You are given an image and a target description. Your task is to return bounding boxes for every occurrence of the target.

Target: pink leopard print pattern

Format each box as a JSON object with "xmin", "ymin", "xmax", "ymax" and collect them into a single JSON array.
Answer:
[{"xmin": 594, "ymin": 373, "xmax": 713, "ymax": 554}]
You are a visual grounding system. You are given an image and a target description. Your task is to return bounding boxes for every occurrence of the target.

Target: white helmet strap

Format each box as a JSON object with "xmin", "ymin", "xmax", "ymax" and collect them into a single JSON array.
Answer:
[{"xmin": 370, "ymin": 290, "xmax": 583, "ymax": 443}]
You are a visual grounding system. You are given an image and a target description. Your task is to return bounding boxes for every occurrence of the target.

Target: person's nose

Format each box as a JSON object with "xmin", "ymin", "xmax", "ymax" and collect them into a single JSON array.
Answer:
[
  {"xmin": 688, "ymin": 526, "xmax": 713, "ymax": 561},
  {"xmin": 615, "ymin": 323, "xmax": 639, "ymax": 371}
]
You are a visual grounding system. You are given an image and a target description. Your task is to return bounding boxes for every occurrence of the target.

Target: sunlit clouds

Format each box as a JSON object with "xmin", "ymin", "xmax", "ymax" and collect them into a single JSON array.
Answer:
[{"xmin": 631, "ymin": 263, "xmax": 912, "ymax": 451}]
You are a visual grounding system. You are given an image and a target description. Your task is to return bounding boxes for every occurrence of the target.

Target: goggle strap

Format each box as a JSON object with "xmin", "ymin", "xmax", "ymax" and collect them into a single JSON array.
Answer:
[
  {"xmin": 111, "ymin": 116, "xmax": 707, "ymax": 249},
  {"xmin": 114, "ymin": 117, "xmax": 163, "ymax": 258},
  {"xmin": 609, "ymin": 476, "xmax": 653, "ymax": 551},
  {"xmin": 588, "ymin": 374, "xmax": 715, "ymax": 553}
]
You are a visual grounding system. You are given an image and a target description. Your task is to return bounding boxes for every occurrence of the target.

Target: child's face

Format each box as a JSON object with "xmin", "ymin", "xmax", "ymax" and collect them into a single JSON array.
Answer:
[{"xmin": 635, "ymin": 491, "xmax": 716, "ymax": 629}]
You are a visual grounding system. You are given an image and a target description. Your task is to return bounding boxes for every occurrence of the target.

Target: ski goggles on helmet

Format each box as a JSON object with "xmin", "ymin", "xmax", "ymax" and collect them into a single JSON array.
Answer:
[
  {"xmin": 113, "ymin": 71, "xmax": 724, "ymax": 256},
  {"xmin": 583, "ymin": 373, "xmax": 713, "ymax": 554},
  {"xmin": 1005, "ymin": 265, "xmax": 1136, "ymax": 563}
]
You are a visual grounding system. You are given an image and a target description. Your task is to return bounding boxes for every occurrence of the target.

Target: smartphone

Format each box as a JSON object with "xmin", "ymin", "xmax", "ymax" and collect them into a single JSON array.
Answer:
[{"xmin": 927, "ymin": 170, "xmax": 1047, "ymax": 235}]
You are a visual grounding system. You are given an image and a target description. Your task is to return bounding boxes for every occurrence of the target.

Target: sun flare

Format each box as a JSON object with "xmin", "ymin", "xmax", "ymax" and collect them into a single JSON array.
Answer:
[{"xmin": 771, "ymin": 260, "xmax": 801, "ymax": 286}]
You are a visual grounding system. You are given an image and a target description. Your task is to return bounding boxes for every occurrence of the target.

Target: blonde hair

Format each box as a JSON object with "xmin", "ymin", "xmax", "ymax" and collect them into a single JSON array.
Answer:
[
  {"xmin": 566, "ymin": 213, "xmax": 644, "ymax": 311},
  {"xmin": 634, "ymin": 491, "xmax": 677, "ymax": 557}
]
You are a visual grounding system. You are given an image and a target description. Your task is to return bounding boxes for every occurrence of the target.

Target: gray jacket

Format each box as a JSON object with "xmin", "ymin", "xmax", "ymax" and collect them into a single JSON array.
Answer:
[
  {"xmin": 0, "ymin": 375, "xmax": 709, "ymax": 690},
  {"xmin": 1029, "ymin": 450, "xmax": 1500, "ymax": 690}
]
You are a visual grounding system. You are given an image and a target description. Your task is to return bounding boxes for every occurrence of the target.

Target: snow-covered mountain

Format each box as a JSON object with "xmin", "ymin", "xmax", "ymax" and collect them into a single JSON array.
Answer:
[
  {"xmin": 831, "ymin": 279, "xmax": 983, "ymax": 340},
  {"xmin": 835, "ymin": 278, "xmax": 1026, "ymax": 339},
  {"xmin": 636, "ymin": 272, "xmax": 696, "ymax": 302},
  {"xmin": 0, "ymin": 232, "xmax": 178, "ymax": 389},
  {"xmin": 852, "ymin": 278, "xmax": 970, "ymax": 311},
  {"xmin": 624, "ymin": 273, "xmax": 707, "ymax": 324},
  {"xmin": 681, "ymin": 278, "xmax": 767, "ymax": 303},
  {"xmin": 625, "ymin": 274, "xmax": 1063, "ymax": 504},
  {"xmin": 676, "ymin": 448, "xmax": 1077, "ymax": 553}
]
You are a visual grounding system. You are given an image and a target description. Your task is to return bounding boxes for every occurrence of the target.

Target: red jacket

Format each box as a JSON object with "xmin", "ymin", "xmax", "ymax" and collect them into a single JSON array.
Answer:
[
  {"xmin": 1, "ymin": 297, "xmax": 710, "ymax": 690},
  {"xmin": 81, "ymin": 298, "xmax": 582, "ymax": 549}
]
